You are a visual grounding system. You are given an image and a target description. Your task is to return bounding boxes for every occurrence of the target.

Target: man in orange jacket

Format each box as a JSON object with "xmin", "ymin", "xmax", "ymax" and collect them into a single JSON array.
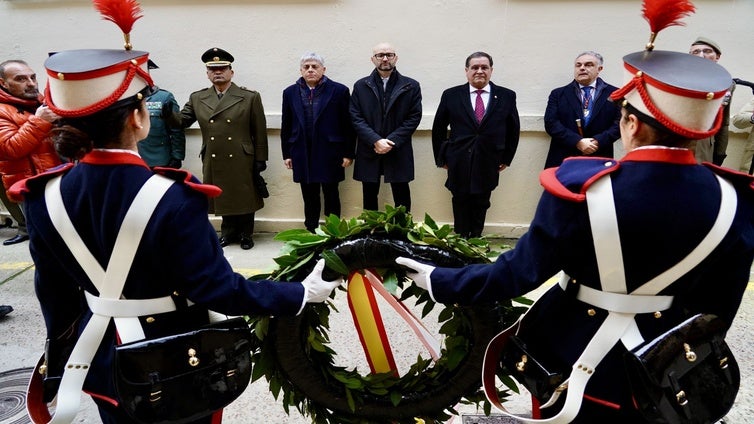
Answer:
[{"xmin": 0, "ymin": 59, "xmax": 61, "ymax": 245}]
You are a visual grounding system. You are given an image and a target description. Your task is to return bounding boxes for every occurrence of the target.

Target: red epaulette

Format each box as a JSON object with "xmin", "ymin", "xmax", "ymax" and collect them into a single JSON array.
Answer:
[
  {"xmin": 703, "ymin": 163, "xmax": 754, "ymax": 191},
  {"xmin": 540, "ymin": 157, "xmax": 620, "ymax": 202},
  {"xmin": 152, "ymin": 167, "xmax": 222, "ymax": 198},
  {"xmin": 8, "ymin": 163, "xmax": 74, "ymax": 202}
]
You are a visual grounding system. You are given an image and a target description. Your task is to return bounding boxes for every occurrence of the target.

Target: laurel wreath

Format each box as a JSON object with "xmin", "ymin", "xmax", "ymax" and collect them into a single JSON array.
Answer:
[{"xmin": 248, "ymin": 206, "xmax": 530, "ymax": 423}]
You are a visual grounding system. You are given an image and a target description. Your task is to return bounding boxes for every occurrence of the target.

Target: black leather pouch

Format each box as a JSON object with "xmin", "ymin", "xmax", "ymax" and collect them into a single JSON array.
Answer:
[
  {"xmin": 114, "ymin": 317, "xmax": 253, "ymax": 424},
  {"xmin": 500, "ymin": 335, "xmax": 565, "ymax": 402},
  {"xmin": 625, "ymin": 314, "xmax": 739, "ymax": 424}
]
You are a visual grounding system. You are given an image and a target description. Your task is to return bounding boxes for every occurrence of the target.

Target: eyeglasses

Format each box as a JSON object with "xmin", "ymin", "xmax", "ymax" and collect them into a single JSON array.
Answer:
[
  {"xmin": 373, "ymin": 53, "xmax": 396, "ymax": 60},
  {"xmin": 690, "ymin": 48, "xmax": 716, "ymax": 56}
]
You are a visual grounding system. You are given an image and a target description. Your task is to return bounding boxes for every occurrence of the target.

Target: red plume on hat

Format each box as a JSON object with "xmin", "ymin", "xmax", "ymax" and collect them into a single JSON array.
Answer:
[
  {"xmin": 642, "ymin": 0, "xmax": 695, "ymax": 50},
  {"xmin": 609, "ymin": 0, "xmax": 732, "ymax": 140},
  {"xmin": 93, "ymin": 0, "xmax": 143, "ymax": 50},
  {"xmin": 43, "ymin": 0, "xmax": 153, "ymax": 117}
]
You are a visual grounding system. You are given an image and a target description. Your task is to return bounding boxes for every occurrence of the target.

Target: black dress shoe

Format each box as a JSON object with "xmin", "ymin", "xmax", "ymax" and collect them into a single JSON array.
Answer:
[
  {"xmin": 240, "ymin": 237, "xmax": 254, "ymax": 250},
  {"xmin": 0, "ymin": 305, "xmax": 12, "ymax": 318},
  {"xmin": 218, "ymin": 236, "xmax": 231, "ymax": 247},
  {"xmin": 3, "ymin": 234, "xmax": 29, "ymax": 246}
]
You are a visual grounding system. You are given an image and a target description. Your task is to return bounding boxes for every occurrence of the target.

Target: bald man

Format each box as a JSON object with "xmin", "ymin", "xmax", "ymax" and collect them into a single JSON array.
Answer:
[{"xmin": 350, "ymin": 42, "xmax": 422, "ymax": 211}]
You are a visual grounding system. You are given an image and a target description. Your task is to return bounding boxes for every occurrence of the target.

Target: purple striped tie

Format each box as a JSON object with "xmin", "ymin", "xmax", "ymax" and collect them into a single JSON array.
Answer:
[{"xmin": 474, "ymin": 89, "xmax": 485, "ymax": 123}]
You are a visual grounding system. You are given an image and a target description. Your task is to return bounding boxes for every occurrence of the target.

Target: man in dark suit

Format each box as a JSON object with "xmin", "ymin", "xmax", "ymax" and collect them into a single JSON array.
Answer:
[
  {"xmin": 543, "ymin": 51, "xmax": 620, "ymax": 169},
  {"xmin": 432, "ymin": 51, "xmax": 520, "ymax": 238},
  {"xmin": 281, "ymin": 52, "xmax": 355, "ymax": 232},
  {"xmin": 350, "ymin": 42, "xmax": 422, "ymax": 212},
  {"xmin": 181, "ymin": 48, "xmax": 268, "ymax": 250}
]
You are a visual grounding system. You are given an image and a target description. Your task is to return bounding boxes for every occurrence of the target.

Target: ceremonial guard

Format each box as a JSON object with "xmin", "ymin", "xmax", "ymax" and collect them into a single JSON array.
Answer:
[
  {"xmin": 398, "ymin": 1, "xmax": 752, "ymax": 422},
  {"xmin": 12, "ymin": 1, "xmax": 339, "ymax": 422}
]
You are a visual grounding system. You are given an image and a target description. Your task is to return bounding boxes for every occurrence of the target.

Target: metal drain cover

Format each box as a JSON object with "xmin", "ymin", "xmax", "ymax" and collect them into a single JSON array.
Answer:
[{"xmin": 0, "ymin": 368, "xmax": 33, "ymax": 424}]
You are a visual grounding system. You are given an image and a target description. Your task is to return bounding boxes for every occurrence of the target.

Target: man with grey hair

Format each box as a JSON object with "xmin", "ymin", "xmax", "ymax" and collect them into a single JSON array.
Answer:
[
  {"xmin": 281, "ymin": 52, "xmax": 355, "ymax": 232},
  {"xmin": 543, "ymin": 51, "xmax": 621, "ymax": 168}
]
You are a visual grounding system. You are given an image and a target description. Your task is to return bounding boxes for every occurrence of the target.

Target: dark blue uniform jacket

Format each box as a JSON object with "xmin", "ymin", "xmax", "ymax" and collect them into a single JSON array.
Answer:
[
  {"xmin": 430, "ymin": 147, "xmax": 754, "ymax": 418},
  {"xmin": 10, "ymin": 150, "xmax": 305, "ymax": 402}
]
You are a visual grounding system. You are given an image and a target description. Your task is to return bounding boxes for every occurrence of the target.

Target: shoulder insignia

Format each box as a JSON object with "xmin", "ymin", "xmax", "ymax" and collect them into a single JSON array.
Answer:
[
  {"xmin": 540, "ymin": 157, "xmax": 620, "ymax": 202},
  {"xmin": 8, "ymin": 163, "xmax": 74, "ymax": 202},
  {"xmin": 703, "ymin": 163, "xmax": 754, "ymax": 192},
  {"xmin": 153, "ymin": 167, "xmax": 222, "ymax": 198}
]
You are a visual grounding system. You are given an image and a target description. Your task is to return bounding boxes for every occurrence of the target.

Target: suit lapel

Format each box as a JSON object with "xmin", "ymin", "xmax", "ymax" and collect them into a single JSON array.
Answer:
[
  {"xmin": 569, "ymin": 81, "xmax": 585, "ymax": 120},
  {"xmin": 207, "ymin": 83, "xmax": 243, "ymax": 119},
  {"xmin": 461, "ymin": 83, "xmax": 477, "ymax": 125},
  {"xmin": 314, "ymin": 81, "xmax": 335, "ymax": 124},
  {"xmin": 589, "ymin": 78, "xmax": 607, "ymax": 121}
]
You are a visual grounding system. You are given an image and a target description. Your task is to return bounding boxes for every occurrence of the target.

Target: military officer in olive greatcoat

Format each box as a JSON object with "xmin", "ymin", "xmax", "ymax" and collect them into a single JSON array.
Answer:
[{"xmin": 181, "ymin": 48, "xmax": 267, "ymax": 250}]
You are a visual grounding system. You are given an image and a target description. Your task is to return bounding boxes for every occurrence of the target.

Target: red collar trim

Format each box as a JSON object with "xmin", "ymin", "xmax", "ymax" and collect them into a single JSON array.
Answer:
[
  {"xmin": 80, "ymin": 150, "xmax": 150, "ymax": 168},
  {"xmin": 620, "ymin": 147, "xmax": 697, "ymax": 165}
]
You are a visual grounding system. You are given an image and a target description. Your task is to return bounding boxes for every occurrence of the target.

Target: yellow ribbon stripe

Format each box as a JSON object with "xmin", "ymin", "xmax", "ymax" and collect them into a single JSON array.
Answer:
[{"xmin": 347, "ymin": 270, "xmax": 398, "ymax": 375}]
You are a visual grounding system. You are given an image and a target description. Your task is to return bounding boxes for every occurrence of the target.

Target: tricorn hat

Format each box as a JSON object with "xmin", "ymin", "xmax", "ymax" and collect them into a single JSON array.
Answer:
[
  {"xmin": 609, "ymin": 0, "xmax": 731, "ymax": 139},
  {"xmin": 202, "ymin": 48, "xmax": 234, "ymax": 68},
  {"xmin": 44, "ymin": 0, "xmax": 154, "ymax": 118}
]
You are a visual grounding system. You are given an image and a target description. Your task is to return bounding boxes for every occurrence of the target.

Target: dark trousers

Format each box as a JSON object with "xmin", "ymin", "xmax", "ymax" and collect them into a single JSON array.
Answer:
[
  {"xmin": 0, "ymin": 188, "xmax": 27, "ymax": 236},
  {"xmin": 451, "ymin": 191, "xmax": 491, "ymax": 238},
  {"xmin": 220, "ymin": 213, "xmax": 255, "ymax": 240},
  {"xmin": 300, "ymin": 182, "xmax": 340, "ymax": 232},
  {"xmin": 362, "ymin": 181, "xmax": 411, "ymax": 212}
]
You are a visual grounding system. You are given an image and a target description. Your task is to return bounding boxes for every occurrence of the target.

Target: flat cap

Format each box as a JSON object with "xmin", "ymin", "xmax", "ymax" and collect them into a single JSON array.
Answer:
[
  {"xmin": 691, "ymin": 37, "xmax": 722, "ymax": 56},
  {"xmin": 202, "ymin": 48, "xmax": 234, "ymax": 67}
]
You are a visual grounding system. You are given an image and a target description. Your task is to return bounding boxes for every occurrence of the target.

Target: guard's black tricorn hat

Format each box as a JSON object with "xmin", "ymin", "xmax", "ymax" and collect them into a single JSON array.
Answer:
[{"xmin": 202, "ymin": 48, "xmax": 234, "ymax": 68}]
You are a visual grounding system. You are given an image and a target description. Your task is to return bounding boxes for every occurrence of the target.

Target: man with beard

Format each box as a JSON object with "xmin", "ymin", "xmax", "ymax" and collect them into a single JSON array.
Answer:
[
  {"xmin": 0, "ymin": 59, "xmax": 61, "ymax": 246},
  {"xmin": 350, "ymin": 42, "xmax": 422, "ymax": 212},
  {"xmin": 181, "ymin": 48, "xmax": 268, "ymax": 250}
]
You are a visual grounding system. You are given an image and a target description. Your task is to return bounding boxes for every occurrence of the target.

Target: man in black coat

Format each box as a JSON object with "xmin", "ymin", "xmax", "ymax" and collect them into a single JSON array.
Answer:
[
  {"xmin": 432, "ymin": 52, "xmax": 520, "ymax": 238},
  {"xmin": 543, "ymin": 51, "xmax": 621, "ymax": 169},
  {"xmin": 350, "ymin": 42, "xmax": 422, "ymax": 211}
]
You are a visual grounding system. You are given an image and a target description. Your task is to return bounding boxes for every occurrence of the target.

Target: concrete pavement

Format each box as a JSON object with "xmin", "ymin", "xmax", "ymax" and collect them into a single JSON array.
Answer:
[{"xmin": 1, "ymin": 225, "xmax": 752, "ymax": 423}]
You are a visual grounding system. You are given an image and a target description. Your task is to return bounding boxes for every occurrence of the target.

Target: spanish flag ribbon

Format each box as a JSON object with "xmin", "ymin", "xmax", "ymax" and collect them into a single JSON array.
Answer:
[{"xmin": 347, "ymin": 269, "xmax": 441, "ymax": 376}]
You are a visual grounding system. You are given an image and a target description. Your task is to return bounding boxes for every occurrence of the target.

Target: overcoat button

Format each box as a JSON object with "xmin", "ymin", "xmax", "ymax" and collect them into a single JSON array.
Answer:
[
  {"xmin": 146, "ymin": 317, "xmax": 155, "ymax": 323},
  {"xmin": 229, "ymin": 154, "xmax": 233, "ymax": 158},
  {"xmin": 210, "ymin": 137, "xmax": 215, "ymax": 141},
  {"xmin": 209, "ymin": 119, "xmax": 214, "ymax": 123},
  {"xmin": 211, "ymin": 154, "xmax": 216, "ymax": 158},
  {"xmin": 228, "ymin": 137, "xmax": 232, "ymax": 140},
  {"xmin": 653, "ymin": 311, "xmax": 662, "ymax": 318},
  {"xmin": 587, "ymin": 309, "xmax": 596, "ymax": 316},
  {"xmin": 227, "ymin": 119, "xmax": 231, "ymax": 123}
]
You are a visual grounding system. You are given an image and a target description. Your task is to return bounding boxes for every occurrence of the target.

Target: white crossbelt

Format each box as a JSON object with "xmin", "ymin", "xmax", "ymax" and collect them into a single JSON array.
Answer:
[
  {"xmin": 486, "ymin": 174, "xmax": 736, "ymax": 423},
  {"xmin": 40, "ymin": 174, "xmax": 175, "ymax": 424}
]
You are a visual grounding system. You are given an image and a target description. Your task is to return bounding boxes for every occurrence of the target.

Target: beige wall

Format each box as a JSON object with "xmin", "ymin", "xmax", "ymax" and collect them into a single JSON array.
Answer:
[{"xmin": 2, "ymin": 0, "xmax": 753, "ymax": 236}]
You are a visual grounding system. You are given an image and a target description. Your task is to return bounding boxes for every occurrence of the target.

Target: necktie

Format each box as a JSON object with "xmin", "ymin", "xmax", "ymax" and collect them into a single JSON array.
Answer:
[
  {"xmin": 217, "ymin": 92, "xmax": 224, "ymax": 100},
  {"xmin": 474, "ymin": 89, "xmax": 485, "ymax": 123},
  {"xmin": 582, "ymin": 86, "xmax": 592, "ymax": 124}
]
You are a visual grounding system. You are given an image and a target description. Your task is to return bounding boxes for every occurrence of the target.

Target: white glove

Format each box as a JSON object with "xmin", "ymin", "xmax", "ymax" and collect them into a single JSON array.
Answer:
[
  {"xmin": 395, "ymin": 257, "xmax": 436, "ymax": 300},
  {"xmin": 300, "ymin": 259, "xmax": 342, "ymax": 308}
]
